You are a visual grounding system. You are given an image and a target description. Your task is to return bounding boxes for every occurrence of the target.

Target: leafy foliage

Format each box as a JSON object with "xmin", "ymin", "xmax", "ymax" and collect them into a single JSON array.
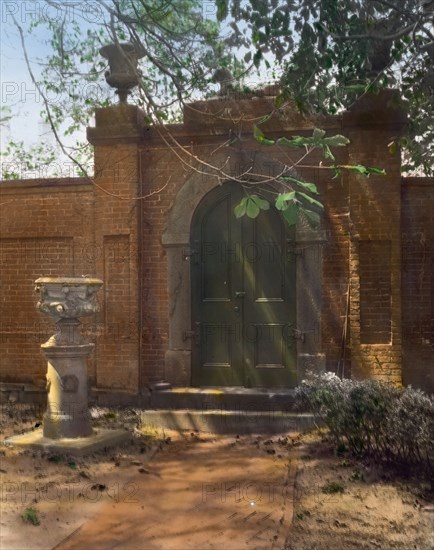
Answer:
[
  {"xmin": 223, "ymin": 0, "xmax": 434, "ymax": 175},
  {"xmin": 234, "ymin": 195, "xmax": 270, "ymax": 218},
  {"xmin": 26, "ymin": 0, "xmax": 232, "ymax": 131},
  {"xmin": 234, "ymin": 127, "xmax": 385, "ymax": 228},
  {"xmin": 296, "ymin": 372, "xmax": 434, "ymax": 474},
  {"xmin": 2, "ymin": 0, "xmax": 233, "ymax": 178},
  {"xmin": 0, "ymin": 141, "xmax": 57, "ymax": 180},
  {"xmin": 0, "ymin": 140, "xmax": 92, "ymax": 180},
  {"xmin": 3, "ymin": 0, "xmax": 425, "ymax": 211},
  {"xmin": 0, "ymin": 106, "xmax": 12, "ymax": 127}
]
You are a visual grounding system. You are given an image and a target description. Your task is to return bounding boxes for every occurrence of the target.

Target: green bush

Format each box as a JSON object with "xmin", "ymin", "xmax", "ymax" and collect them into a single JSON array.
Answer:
[
  {"xmin": 322, "ymin": 481, "xmax": 345, "ymax": 494},
  {"xmin": 21, "ymin": 507, "xmax": 40, "ymax": 525},
  {"xmin": 296, "ymin": 372, "xmax": 434, "ymax": 474}
]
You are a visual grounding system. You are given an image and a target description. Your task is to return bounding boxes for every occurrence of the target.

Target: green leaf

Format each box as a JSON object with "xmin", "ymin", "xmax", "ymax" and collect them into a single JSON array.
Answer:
[
  {"xmin": 338, "ymin": 165, "xmax": 386, "ymax": 176},
  {"xmin": 295, "ymin": 180, "xmax": 319, "ymax": 194},
  {"xmin": 275, "ymin": 191, "xmax": 296, "ymax": 210},
  {"xmin": 282, "ymin": 203, "xmax": 299, "ymax": 226},
  {"xmin": 319, "ymin": 54, "xmax": 333, "ymax": 69},
  {"xmin": 331, "ymin": 165, "xmax": 342, "ymax": 179},
  {"xmin": 216, "ymin": 0, "xmax": 228, "ymax": 21},
  {"xmin": 156, "ymin": 110, "xmax": 169, "ymax": 121},
  {"xmin": 275, "ymin": 94, "xmax": 285, "ymax": 108},
  {"xmin": 296, "ymin": 192, "xmax": 324, "ymax": 209},
  {"xmin": 244, "ymin": 51, "xmax": 252, "ymax": 63},
  {"xmin": 280, "ymin": 175, "xmax": 319, "ymax": 195},
  {"xmin": 250, "ymin": 195, "xmax": 270, "ymax": 211},
  {"xmin": 253, "ymin": 49, "xmax": 262, "ymax": 67},
  {"xmin": 277, "ymin": 136, "xmax": 308, "ymax": 148},
  {"xmin": 246, "ymin": 198, "xmax": 260, "ymax": 218},
  {"xmin": 277, "ymin": 131, "xmax": 350, "ymax": 154},
  {"xmin": 253, "ymin": 125, "xmax": 275, "ymax": 145},
  {"xmin": 323, "ymin": 144, "xmax": 334, "ymax": 160},
  {"xmin": 234, "ymin": 195, "xmax": 269, "ymax": 220},
  {"xmin": 323, "ymin": 134, "xmax": 350, "ymax": 147},
  {"xmin": 256, "ymin": 113, "xmax": 273, "ymax": 125},
  {"xmin": 234, "ymin": 199, "xmax": 247, "ymax": 218},
  {"xmin": 312, "ymin": 128, "xmax": 326, "ymax": 141},
  {"xmin": 344, "ymin": 84, "xmax": 368, "ymax": 93}
]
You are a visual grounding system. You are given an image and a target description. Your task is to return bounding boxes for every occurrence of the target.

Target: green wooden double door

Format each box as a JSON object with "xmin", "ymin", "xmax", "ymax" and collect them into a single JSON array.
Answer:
[{"xmin": 191, "ymin": 183, "xmax": 297, "ymax": 388}]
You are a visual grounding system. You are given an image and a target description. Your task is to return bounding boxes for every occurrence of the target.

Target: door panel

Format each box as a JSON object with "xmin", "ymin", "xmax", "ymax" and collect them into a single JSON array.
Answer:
[
  {"xmin": 243, "ymin": 208, "xmax": 296, "ymax": 387},
  {"xmin": 191, "ymin": 183, "xmax": 296, "ymax": 388}
]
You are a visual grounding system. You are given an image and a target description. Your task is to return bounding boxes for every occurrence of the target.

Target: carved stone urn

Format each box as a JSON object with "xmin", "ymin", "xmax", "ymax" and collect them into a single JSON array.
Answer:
[
  {"xmin": 100, "ymin": 42, "xmax": 145, "ymax": 103},
  {"xmin": 35, "ymin": 277, "xmax": 103, "ymax": 439}
]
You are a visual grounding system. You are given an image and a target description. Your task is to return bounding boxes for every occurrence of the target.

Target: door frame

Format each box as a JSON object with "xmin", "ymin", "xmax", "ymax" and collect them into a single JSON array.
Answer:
[
  {"xmin": 162, "ymin": 175, "xmax": 326, "ymax": 387},
  {"xmin": 190, "ymin": 181, "xmax": 297, "ymax": 387}
]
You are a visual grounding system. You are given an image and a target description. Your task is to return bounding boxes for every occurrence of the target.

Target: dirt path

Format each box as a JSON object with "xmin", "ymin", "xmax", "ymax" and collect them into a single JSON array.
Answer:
[
  {"xmin": 1, "ymin": 406, "xmax": 433, "ymax": 550},
  {"xmin": 53, "ymin": 434, "xmax": 296, "ymax": 550}
]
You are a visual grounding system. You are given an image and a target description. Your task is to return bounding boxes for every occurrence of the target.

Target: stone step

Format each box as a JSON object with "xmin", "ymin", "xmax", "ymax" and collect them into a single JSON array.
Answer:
[
  {"xmin": 140, "ymin": 409, "xmax": 316, "ymax": 435},
  {"xmin": 148, "ymin": 387, "xmax": 299, "ymax": 412}
]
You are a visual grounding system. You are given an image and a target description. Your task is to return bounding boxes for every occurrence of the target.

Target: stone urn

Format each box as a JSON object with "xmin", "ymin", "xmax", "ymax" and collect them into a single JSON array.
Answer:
[
  {"xmin": 100, "ymin": 42, "xmax": 145, "ymax": 103},
  {"xmin": 35, "ymin": 277, "xmax": 103, "ymax": 439}
]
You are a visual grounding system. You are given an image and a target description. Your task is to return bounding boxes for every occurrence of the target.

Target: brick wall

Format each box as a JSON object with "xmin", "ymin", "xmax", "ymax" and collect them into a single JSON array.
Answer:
[
  {"xmin": 343, "ymin": 91, "xmax": 405, "ymax": 385},
  {"xmin": 1, "ymin": 93, "xmax": 433, "ymax": 397},
  {"xmin": 359, "ymin": 240, "xmax": 392, "ymax": 344},
  {"xmin": 0, "ymin": 179, "xmax": 94, "ymax": 385},
  {"xmin": 401, "ymin": 178, "xmax": 434, "ymax": 393}
]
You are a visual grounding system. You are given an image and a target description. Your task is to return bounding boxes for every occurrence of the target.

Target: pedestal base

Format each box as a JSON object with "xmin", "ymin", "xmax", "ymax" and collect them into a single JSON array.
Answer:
[
  {"xmin": 43, "ymin": 410, "xmax": 93, "ymax": 439},
  {"xmin": 5, "ymin": 428, "xmax": 130, "ymax": 456},
  {"xmin": 42, "ymin": 343, "xmax": 94, "ymax": 439}
]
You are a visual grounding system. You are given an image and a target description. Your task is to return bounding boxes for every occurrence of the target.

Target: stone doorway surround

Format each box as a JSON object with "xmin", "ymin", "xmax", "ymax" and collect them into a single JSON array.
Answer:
[{"xmin": 162, "ymin": 173, "xmax": 326, "ymax": 387}]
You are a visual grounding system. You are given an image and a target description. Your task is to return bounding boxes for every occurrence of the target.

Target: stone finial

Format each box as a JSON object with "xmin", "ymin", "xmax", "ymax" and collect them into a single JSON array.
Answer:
[
  {"xmin": 212, "ymin": 68, "xmax": 235, "ymax": 95},
  {"xmin": 100, "ymin": 42, "xmax": 145, "ymax": 103}
]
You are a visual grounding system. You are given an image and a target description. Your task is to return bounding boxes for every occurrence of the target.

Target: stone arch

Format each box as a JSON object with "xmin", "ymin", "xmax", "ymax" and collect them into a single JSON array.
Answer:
[{"xmin": 162, "ymin": 173, "xmax": 326, "ymax": 387}]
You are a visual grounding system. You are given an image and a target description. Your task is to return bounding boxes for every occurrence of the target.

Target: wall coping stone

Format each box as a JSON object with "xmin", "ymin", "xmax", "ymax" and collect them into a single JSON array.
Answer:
[{"xmin": 0, "ymin": 178, "xmax": 92, "ymax": 195}]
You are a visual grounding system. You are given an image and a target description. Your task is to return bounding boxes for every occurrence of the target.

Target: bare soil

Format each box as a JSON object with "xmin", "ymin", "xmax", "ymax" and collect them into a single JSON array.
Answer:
[
  {"xmin": 286, "ymin": 431, "xmax": 434, "ymax": 550},
  {"xmin": 0, "ymin": 404, "xmax": 433, "ymax": 550}
]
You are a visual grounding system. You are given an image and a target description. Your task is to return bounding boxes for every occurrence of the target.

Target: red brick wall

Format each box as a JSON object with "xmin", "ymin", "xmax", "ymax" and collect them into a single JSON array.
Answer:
[
  {"xmin": 1, "ymin": 95, "xmax": 433, "ymax": 397},
  {"xmin": 0, "ymin": 179, "xmax": 94, "ymax": 385},
  {"xmin": 0, "ymin": 156, "xmax": 140, "ymax": 395},
  {"xmin": 343, "ymin": 92, "xmax": 404, "ymax": 385},
  {"xmin": 401, "ymin": 178, "xmax": 434, "ymax": 393},
  {"xmin": 139, "ymin": 146, "xmax": 176, "ymax": 384},
  {"xmin": 359, "ymin": 240, "xmax": 392, "ymax": 344},
  {"xmin": 90, "ymin": 141, "xmax": 140, "ymax": 393}
]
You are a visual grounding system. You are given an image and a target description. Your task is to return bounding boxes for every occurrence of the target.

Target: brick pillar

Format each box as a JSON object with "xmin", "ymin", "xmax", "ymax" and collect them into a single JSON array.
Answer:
[
  {"xmin": 87, "ymin": 105, "xmax": 144, "ymax": 395},
  {"xmin": 343, "ymin": 91, "xmax": 406, "ymax": 384}
]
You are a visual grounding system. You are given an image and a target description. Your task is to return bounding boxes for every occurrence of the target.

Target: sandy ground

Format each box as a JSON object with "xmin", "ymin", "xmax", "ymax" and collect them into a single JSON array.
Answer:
[
  {"xmin": 287, "ymin": 432, "xmax": 434, "ymax": 549},
  {"xmin": 0, "ymin": 404, "xmax": 433, "ymax": 550}
]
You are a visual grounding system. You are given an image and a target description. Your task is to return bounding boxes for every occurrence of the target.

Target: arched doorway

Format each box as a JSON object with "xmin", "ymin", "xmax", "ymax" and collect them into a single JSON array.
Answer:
[
  {"xmin": 190, "ymin": 182, "xmax": 297, "ymax": 388},
  {"xmin": 162, "ymin": 174, "xmax": 326, "ymax": 389}
]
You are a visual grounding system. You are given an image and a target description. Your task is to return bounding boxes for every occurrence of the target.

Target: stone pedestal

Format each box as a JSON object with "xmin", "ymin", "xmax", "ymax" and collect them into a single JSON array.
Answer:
[
  {"xmin": 33, "ymin": 278, "xmax": 103, "ymax": 440},
  {"xmin": 42, "ymin": 342, "xmax": 94, "ymax": 439},
  {"xmin": 5, "ymin": 277, "xmax": 130, "ymax": 454}
]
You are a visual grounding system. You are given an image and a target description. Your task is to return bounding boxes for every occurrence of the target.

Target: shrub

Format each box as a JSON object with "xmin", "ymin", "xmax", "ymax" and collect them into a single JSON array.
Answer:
[
  {"xmin": 21, "ymin": 507, "xmax": 40, "ymax": 525},
  {"xmin": 322, "ymin": 481, "xmax": 345, "ymax": 494},
  {"xmin": 296, "ymin": 372, "xmax": 434, "ymax": 474},
  {"xmin": 386, "ymin": 387, "xmax": 434, "ymax": 467}
]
